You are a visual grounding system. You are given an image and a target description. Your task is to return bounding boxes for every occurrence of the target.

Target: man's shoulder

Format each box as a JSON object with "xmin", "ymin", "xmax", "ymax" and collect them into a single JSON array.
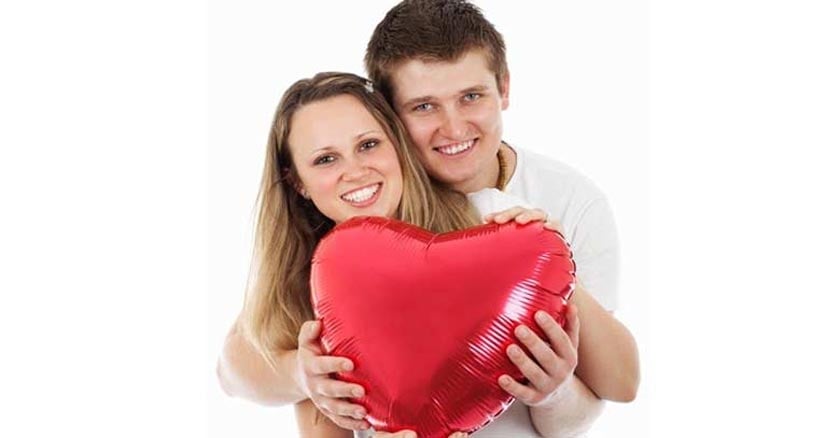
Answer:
[{"xmin": 511, "ymin": 145, "xmax": 606, "ymax": 200}]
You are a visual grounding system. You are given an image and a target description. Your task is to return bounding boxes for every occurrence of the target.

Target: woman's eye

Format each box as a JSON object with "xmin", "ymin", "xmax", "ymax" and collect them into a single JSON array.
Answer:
[
  {"xmin": 360, "ymin": 139, "xmax": 379, "ymax": 150},
  {"xmin": 314, "ymin": 155, "xmax": 335, "ymax": 165}
]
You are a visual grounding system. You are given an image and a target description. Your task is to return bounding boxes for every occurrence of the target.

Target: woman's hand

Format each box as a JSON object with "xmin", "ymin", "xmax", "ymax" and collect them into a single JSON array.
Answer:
[
  {"xmin": 483, "ymin": 206, "xmax": 564, "ymax": 235},
  {"xmin": 296, "ymin": 320, "xmax": 370, "ymax": 430}
]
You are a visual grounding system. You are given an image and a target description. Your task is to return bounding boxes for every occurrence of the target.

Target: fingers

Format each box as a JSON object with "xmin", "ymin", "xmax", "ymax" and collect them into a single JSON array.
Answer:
[
  {"xmin": 316, "ymin": 396, "xmax": 367, "ymax": 421},
  {"xmin": 327, "ymin": 413, "xmax": 370, "ymax": 431},
  {"xmin": 513, "ymin": 208, "xmax": 548, "ymax": 224},
  {"xmin": 498, "ymin": 373, "xmax": 541, "ymax": 404},
  {"xmin": 297, "ymin": 320, "xmax": 324, "ymax": 353},
  {"xmin": 534, "ymin": 310, "xmax": 578, "ymax": 370},
  {"xmin": 543, "ymin": 220, "xmax": 566, "ymax": 236},
  {"xmin": 310, "ymin": 376, "xmax": 365, "ymax": 399},
  {"xmin": 372, "ymin": 431, "xmax": 417, "ymax": 438},
  {"xmin": 501, "ymin": 309, "xmax": 580, "ymax": 405},
  {"xmin": 563, "ymin": 304, "xmax": 581, "ymax": 350},
  {"xmin": 513, "ymin": 323, "xmax": 564, "ymax": 382},
  {"xmin": 484, "ymin": 206, "xmax": 526, "ymax": 223},
  {"xmin": 484, "ymin": 207, "xmax": 548, "ymax": 225},
  {"xmin": 304, "ymin": 354, "xmax": 355, "ymax": 376},
  {"xmin": 506, "ymin": 341, "xmax": 554, "ymax": 391}
]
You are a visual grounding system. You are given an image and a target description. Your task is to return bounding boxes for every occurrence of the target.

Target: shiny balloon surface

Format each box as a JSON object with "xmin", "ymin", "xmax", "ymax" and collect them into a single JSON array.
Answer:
[{"xmin": 311, "ymin": 217, "xmax": 575, "ymax": 437}]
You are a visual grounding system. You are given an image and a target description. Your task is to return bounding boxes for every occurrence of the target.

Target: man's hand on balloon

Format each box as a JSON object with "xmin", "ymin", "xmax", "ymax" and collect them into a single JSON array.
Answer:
[
  {"xmin": 372, "ymin": 431, "xmax": 468, "ymax": 438},
  {"xmin": 296, "ymin": 320, "xmax": 370, "ymax": 430},
  {"xmin": 497, "ymin": 304, "xmax": 581, "ymax": 407},
  {"xmin": 483, "ymin": 206, "xmax": 565, "ymax": 235}
]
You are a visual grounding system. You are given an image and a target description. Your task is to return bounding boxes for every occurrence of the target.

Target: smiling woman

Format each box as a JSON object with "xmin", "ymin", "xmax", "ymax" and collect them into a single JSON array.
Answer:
[
  {"xmin": 287, "ymin": 94, "xmax": 404, "ymax": 222},
  {"xmin": 238, "ymin": 72, "xmax": 479, "ymax": 375}
]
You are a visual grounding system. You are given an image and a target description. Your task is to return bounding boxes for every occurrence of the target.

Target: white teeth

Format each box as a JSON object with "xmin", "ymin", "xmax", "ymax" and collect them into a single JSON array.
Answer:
[
  {"xmin": 341, "ymin": 184, "xmax": 380, "ymax": 203},
  {"xmin": 437, "ymin": 140, "xmax": 474, "ymax": 155}
]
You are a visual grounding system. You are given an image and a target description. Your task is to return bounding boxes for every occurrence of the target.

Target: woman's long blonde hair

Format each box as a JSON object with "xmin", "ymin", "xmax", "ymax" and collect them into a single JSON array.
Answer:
[{"xmin": 240, "ymin": 72, "xmax": 480, "ymax": 367}]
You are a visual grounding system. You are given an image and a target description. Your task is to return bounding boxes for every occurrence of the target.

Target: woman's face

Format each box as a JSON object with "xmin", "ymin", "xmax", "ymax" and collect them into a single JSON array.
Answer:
[{"xmin": 287, "ymin": 94, "xmax": 404, "ymax": 223}]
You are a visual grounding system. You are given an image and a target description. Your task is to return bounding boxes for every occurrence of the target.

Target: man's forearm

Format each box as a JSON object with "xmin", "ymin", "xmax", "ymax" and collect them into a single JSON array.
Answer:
[
  {"xmin": 217, "ymin": 324, "xmax": 306, "ymax": 405},
  {"xmin": 529, "ymin": 375, "xmax": 605, "ymax": 438},
  {"xmin": 573, "ymin": 288, "xmax": 640, "ymax": 402}
]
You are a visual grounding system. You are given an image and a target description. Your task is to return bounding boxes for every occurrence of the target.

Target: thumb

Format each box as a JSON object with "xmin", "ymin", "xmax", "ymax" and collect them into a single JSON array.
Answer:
[{"xmin": 297, "ymin": 320, "xmax": 324, "ymax": 353}]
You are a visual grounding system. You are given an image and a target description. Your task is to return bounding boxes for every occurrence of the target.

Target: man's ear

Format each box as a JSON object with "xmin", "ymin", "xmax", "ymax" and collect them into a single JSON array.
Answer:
[{"xmin": 499, "ymin": 73, "xmax": 511, "ymax": 110}]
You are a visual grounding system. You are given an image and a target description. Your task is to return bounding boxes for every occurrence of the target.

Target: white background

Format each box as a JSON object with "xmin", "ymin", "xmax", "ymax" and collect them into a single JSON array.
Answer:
[{"xmin": 1, "ymin": 0, "xmax": 839, "ymax": 437}]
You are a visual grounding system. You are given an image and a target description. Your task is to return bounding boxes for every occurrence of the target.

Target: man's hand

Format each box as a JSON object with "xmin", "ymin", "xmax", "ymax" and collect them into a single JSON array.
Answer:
[
  {"xmin": 483, "ymin": 206, "xmax": 565, "ymax": 235},
  {"xmin": 497, "ymin": 304, "xmax": 580, "ymax": 407},
  {"xmin": 296, "ymin": 320, "xmax": 370, "ymax": 430},
  {"xmin": 372, "ymin": 431, "xmax": 467, "ymax": 438}
]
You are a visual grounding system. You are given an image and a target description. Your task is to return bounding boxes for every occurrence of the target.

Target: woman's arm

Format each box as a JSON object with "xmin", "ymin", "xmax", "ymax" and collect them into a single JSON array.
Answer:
[
  {"xmin": 296, "ymin": 399, "xmax": 354, "ymax": 438},
  {"xmin": 217, "ymin": 317, "xmax": 371, "ymax": 430},
  {"xmin": 217, "ymin": 319, "xmax": 306, "ymax": 405}
]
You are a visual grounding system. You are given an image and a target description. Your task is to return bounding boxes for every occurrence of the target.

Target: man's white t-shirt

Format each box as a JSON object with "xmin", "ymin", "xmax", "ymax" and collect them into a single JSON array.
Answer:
[
  {"xmin": 470, "ymin": 145, "xmax": 620, "ymax": 311},
  {"xmin": 467, "ymin": 145, "xmax": 620, "ymax": 438}
]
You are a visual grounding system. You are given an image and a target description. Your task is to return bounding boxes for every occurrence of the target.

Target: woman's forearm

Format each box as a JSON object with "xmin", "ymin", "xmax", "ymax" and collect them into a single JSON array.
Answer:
[
  {"xmin": 217, "ymin": 322, "xmax": 307, "ymax": 405},
  {"xmin": 572, "ymin": 287, "xmax": 640, "ymax": 402}
]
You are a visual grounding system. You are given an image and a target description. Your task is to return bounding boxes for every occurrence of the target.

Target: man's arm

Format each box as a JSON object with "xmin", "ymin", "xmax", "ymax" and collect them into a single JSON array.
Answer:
[
  {"xmin": 573, "ymin": 287, "xmax": 640, "ymax": 402},
  {"xmin": 529, "ymin": 376, "xmax": 605, "ymax": 438}
]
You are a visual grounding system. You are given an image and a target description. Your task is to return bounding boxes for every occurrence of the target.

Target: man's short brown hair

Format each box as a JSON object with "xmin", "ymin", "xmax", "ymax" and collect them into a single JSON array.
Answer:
[{"xmin": 365, "ymin": 0, "xmax": 508, "ymax": 103}]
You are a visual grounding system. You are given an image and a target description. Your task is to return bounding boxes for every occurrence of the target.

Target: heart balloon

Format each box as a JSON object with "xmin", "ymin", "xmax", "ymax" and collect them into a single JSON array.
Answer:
[{"xmin": 311, "ymin": 217, "xmax": 576, "ymax": 437}]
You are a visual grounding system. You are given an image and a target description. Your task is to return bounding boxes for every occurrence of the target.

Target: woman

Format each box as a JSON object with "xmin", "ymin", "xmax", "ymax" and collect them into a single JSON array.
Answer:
[{"xmin": 218, "ymin": 72, "xmax": 622, "ymax": 437}]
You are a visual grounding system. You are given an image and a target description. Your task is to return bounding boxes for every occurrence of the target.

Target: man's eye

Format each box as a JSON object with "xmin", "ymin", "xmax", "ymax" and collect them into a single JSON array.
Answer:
[
  {"xmin": 314, "ymin": 155, "xmax": 335, "ymax": 165},
  {"xmin": 413, "ymin": 103, "xmax": 433, "ymax": 112},
  {"xmin": 464, "ymin": 92, "xmax": 481, "ymax": 102}
]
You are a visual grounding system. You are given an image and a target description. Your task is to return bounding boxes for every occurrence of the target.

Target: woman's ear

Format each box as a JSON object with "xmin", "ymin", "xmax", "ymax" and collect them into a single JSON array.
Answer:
[{"xmin": 283, "ymin": 167, "xmax": 310, "ymax": 199}]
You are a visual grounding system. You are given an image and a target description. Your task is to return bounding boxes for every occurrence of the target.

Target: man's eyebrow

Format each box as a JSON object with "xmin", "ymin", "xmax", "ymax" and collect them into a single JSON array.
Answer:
[
  {"xmin": 461, "ymin": 85, "xmax": 490, "ymax": 94},
  {"xmin": 401, "ymin": 95, "xmax": 435, "ymax": 109},
  {"xmin": 401, "ymin": 85, "xmax": 491, "ymax": 109}
]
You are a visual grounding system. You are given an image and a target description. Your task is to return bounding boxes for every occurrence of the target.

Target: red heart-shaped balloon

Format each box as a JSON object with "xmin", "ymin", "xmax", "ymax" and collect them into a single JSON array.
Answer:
[{"xmin": 311, "ymin": 217, "xmax": 575, "ymax": 437}]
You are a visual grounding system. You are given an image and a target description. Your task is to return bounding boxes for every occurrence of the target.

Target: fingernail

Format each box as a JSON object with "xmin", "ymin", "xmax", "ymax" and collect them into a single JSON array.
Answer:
[
  {"xmin": 352, "ymin": 387, "xmax": 364, "ymax": 397},
  {"xmin": 499, "ymin": 375, "xmax": 512, "ymax": 385},
  {"xmin": 404, "ymin": 432, "xmax": 417, "ymax": 438},
  {"xmin": 507, "ymin": 344, "xmax": 521, "ymax": 356},
  {"xmin": 343, "ymin": 361, "xmax": 354, "ymax": 371},
  {"xmin": 515, "ymin": 325, "xmax": 528, "ymax": 338},
  {"xmin": 536, "ymin": 311, "xmax": 550, "ymax": 323}
]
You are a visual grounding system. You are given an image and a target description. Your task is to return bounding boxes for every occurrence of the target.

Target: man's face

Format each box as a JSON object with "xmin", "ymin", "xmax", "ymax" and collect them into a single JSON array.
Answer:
[{"xmin": 389, "ymin": 49, "xmax": 509, "ymax": 193}]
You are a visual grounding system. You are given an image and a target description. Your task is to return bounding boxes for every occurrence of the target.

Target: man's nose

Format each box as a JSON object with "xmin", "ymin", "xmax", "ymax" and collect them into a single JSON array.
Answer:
[{"xmin": 439, "ymin": 107, "xmax": 469, "ymax": 139}]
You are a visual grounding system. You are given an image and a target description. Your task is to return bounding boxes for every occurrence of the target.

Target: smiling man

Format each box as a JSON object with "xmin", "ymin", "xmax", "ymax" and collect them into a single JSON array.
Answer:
[{"xmin": 359, "ymin": 1, "xmax": 639, "ymax": 437}]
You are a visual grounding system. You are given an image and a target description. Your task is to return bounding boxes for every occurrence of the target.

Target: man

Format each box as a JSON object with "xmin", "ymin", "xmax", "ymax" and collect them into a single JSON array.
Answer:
[{"xmin": 218, "ymin": 2, "xmax": 638, "ymax": 437}]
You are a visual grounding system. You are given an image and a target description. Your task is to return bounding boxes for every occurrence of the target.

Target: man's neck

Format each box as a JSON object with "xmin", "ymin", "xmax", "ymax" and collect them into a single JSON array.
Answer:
[{"xmin": 451, "ymin": 142, "xmax": 517, "ymax": 193}]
